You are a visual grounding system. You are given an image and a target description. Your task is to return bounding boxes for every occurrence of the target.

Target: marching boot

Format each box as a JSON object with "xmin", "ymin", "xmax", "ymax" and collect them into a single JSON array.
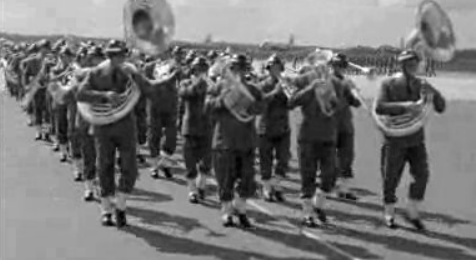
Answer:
[
  {"xmin": 313, "ymin": 190, "xmax": 328, "ymax": 224},
  {"xmin": 404, "ymin": 200, "xmax": 426, "ymax": 231},
  {"xmin": 336, "ymin": 178, "xmax": 358, "ymax": 201},
  {"xmin": 196, "ymin": 172, "xmax": 208, "ymax": 200},
  {"xmin": 83, "ymin": 180, "xmax": 95, "ymax": 202},
  {"xmin": 384, "ymin": 203, "xmax": 398, "ymax": 229},
  {"xmin": 100, "ymin": 197, "xmax": 115, "ymax": 227},
  {"xmin": 150, "ymin": 157, "xmax": 160, "ymax": 179},
  {"xmin": 52, "ymin": 143, "xmax": 60, "ymax": 152},
  {"xmin": 35, "ymin": 126, "xmax": 42, "ymax": 141},
  {"xmin": 59, "ymin": 144, "xmax": 68, "ymax": 162},
  {"xmin": 158, "ymin": 151, "xmax": 174, "ymax": 179},
  {"xmin": 262, "ymin": 180, "xmax": 275, "ymax": 202},
  {"xmin": 187, "ymin": 178, "xmax": 199, "ymax": 204},
  {"xmin": 136, "ymin": 145, "xmax": 145, "ymax": 163},
  {"xmin": 233, "ymin": 197, "xmax": 252, "ymax": 229},
  {"xmin": 271, "ymin": 176, "xmax": 285, "ymax": 202},
  {"xmin": 72, "ymin": 158, "xmax": 83, "ymax": 182},
  {"xmin": 221, "ymin": 201, "xmax": 235, "ymax": 227},
  {"xmin": 301, "ymin": 198, "xmax": 318, "ymax": 228},
  {"xmin": 115, "ymin": 192, "xmax": 128, "ymax": 228}
]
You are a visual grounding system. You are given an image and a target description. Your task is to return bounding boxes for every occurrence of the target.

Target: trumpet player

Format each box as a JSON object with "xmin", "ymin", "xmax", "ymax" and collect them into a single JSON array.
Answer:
[
  {"xmin": 375, "ymin": 50, "xmax": 446, "ymax": 230},
  {"xmin": 179, "ymin": 57, "xmax": 213, "ymax": 204},
  {"xmin": 205, "ymin": 54, "xmax": 263, "ymax": 228},
  {"xmin": 329, "ymin": 54, "xmax": 362, "ymax": 201},
  {"xmin": 256, "ymin": 54, "xmax": 291, "ymax": 202},
  {"xmin": 287, "ymin": 56, "xmax": 339, "ymax": 228}
]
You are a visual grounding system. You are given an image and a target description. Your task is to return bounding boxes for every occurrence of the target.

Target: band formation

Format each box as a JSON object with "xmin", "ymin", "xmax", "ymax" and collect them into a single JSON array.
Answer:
[{"xmin": 0, "ymin": 0, "xmax": 453, "ymax": 234}]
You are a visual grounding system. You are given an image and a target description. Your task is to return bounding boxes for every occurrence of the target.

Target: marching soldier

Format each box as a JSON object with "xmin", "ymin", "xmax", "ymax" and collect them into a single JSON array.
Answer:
[
  {"xmin": 21, "ymin": 39, "xmax": 54, "ymax": 141},
  {"xmin": 76, "ymin": 40, "xmax": 152, "ymax": 227},
  {"xmin": 205, "ymin": 54, "xmax": 263, "ymax": 228},
  {"xmin": 179, "ymin": 57, "xmax": 213, "ymax": 203},
  {"xmin": 256, "ymin": 55, "xmax": 291, "ymax": 202},
  {"xmin": 49, "ymin": 46, "xmax": 75, "ymax": 162},
  {"xmin": 329, "ymin": 54, "xmax": 362, "ymax": 201},
  {"xmin": 375, "ymin": 50, "xmax": 446, "ymax": 230},
  {"xmin": 149, "ymin": 46, "xmax": 184, "ymax": 179},
  {"xmin": 287, "ymin": 56, "xmax": 339, "ymax": 228}
]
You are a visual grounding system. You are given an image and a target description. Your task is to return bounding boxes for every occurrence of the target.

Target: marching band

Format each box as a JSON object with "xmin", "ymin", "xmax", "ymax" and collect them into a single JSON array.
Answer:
[{"xmin": 0, "ymin": 0, "xmax": 455, "ymax": 234}]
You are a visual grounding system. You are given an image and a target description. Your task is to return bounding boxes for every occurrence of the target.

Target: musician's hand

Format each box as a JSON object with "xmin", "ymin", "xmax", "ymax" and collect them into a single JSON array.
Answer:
[
  {"xmin": 405, "ymin": 101, "xmax": 424, "ymax": 114},
  {"xmin": 104, "ymin": 91, "xmax": 121, "ymax": 106}
]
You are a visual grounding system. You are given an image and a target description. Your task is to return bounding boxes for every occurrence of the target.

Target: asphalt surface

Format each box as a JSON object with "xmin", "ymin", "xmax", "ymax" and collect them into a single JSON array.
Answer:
[{"xmin": 1, "ymin": 74, "xmax": 476, "ymax": 260}]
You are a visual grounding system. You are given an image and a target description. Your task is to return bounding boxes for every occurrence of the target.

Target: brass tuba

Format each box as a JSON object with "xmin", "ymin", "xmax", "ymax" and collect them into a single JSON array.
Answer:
[
  {"xmin": 123, "ymin": 0, "xmax": 175, "ymax": 56},
  {"xmin": 372, "ymin": 0, "xmax": 455, "ymax": 137}
]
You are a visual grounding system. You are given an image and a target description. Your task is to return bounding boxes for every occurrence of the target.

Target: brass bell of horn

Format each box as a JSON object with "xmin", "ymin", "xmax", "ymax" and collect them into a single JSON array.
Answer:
[
  {"xmin": 123, "ymin": 0, "xmax": 175, "ymax": 55},
  {"xmin": 404, "ymin": 0, "xmax": 456, "ymax": 62}
]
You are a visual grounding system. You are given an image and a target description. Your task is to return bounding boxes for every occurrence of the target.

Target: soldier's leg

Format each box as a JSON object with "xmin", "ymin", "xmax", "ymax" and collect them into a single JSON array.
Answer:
[
  {"xmin": 33, "ymin": 93, "xmax": 43, "ymax": 139},
  {"xmin": 56, "ymin": 105, "xmax": 69, "ymax": 161},
  {"xmin": 183, "ymin": 135, "xmax": 200, "ymax": 201},
  {"xmin": 213, "ymin": 149, "xmax": 237, "ymax": 226},
  {"xmin": 94, "ymin": 131, "xmax": 116, "ymax": 226},
  {"xmin": 82, "ymin": 132, "xmax": 97, "ymax": 200},
  {"xmin": 234, "ymin": 149, "xmax": 256, "ymax": 228},
  {"xmin": 116, "ymin": 119, "xmax": 139, "ymax": 227},
  {"xmin": 298, "ymin": 142, "xmax": 319, "ymax": 226},
  {"xmin": 336, "ymin": 132, "xmax": 357, "ymax": 199},
  {"xmin": 381, "ymin": 143, "xmax": 407, "ymax": 227},
  {"xmin": 313, "ymin": 142, "xmax": 337, "ymax": 223},
  {"xmin": 135, "ymin": 104, "xmax": 147, "ymax": 162},
  {"xmin": 258, "ymin": 135, "xmax": 274, "ymax": 200},
  {"xmin": 196, "ymin": 134, "xmax": 212, "ymax": 198},
  {"xmin": 406, "ymin": 143, "xmax": 430, "ymax": 225},
  {"xmin": 273, "ymin": 133, "xmax": 290, "ymax": 198},
  {"xmin": 158, "ymin": 112, "xmax": 177, "ymax": 177},
  {"xmin": 148, "ymin": 109, "xmax": 163, "ymax": 177},
  {"xmin": 69, "ymin": 128, "xmax": 83, "ymax": 182}
]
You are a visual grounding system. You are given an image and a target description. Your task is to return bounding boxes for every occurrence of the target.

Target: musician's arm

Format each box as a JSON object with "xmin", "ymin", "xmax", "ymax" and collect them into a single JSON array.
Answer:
[
  {"xmin": 179, "ymin": 79, "xmax": 203, "ymax": 99},
  {"xmin": 75, "ymin": 70, "xmax": 109, "ymax": 103},
  {"xmin": 288, "ymin": 85, "xmax": 314, "ymax": 109},
  {"xmin": 429, "ymin": 85, "xmax": 446, "ymax": 114},
  {"xmin": 343, "ymin": 80, "xmax": 362, "ymax": 108},
  {"xmin": 375, "ymin": 80, "xmax": 412, "ymax": 116},
  {"xmin": 204, "ymin": 82, "xmax": 227, "ymax": 113}
]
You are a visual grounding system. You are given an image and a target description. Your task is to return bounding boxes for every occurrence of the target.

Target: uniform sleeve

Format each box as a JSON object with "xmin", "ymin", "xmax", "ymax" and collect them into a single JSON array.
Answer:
[
  {"xmin": 374, "ymin": 79, "xmax": 406, "ymax": 116},
  {"xmin": 288, "ymin": 84, "xmax": 315, "ymax": 109},
  {"xmin": 428, "ymin": 83, "xmax": 446, "ymax": 114},
  {"xmin": 204, "ymin": 81, "xmax": 227, "ymax": 113},
  {"xmin": 75, "ymin": 69, "xmax": 108, "ymax": 103},
  {"xmin": 344, "ymin": 80, "xmax": 362, "ymax": 108}
]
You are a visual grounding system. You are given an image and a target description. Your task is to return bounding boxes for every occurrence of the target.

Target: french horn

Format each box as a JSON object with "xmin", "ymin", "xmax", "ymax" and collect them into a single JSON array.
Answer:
[{"xmin": 372, "ymin": 0, "xmax": 455, "ymax": 137}]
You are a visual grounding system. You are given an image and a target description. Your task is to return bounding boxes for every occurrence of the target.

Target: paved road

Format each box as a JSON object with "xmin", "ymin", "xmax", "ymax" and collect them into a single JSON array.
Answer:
[{"xmin": 1, "ymin": 89, "xmax": 476, "ymax": 260}]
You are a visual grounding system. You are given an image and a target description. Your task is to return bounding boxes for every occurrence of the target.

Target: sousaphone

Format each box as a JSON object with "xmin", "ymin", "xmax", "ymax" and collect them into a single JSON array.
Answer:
[{"xmin": 123, "ymin": 0, "xmax": 175, "ymax": 56}]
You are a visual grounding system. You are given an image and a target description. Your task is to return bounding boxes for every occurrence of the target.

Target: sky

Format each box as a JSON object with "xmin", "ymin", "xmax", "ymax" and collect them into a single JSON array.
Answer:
[{"xmin": 2, "ymin": 0, "xmax": 476, "ymax": 48}]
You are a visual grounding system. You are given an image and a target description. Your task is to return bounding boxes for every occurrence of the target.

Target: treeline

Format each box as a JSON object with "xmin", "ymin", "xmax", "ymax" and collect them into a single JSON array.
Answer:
[{"xmin": 1, "ymin": 32, "xmax": 475, "ymax": 73}]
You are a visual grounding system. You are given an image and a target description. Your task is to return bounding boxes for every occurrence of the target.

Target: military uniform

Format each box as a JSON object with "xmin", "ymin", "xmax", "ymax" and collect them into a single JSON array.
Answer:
[
  {"xmin": 205, "ymin": 54, "xmax": 263, "ymax": 227},
  {"xmin": 256, "ymin": 75, "xmax": 290, "ymax": 202},
  {"xmin": 76, "ymin": 48, "xmax": 151, "ymax": 227},
  {"xmin": 288, "ymin": 71, "xmax": 339, "ymax": 227},
  {"xmin": 179, "ymin": 73, "xmax": 212, "ymax": 203}
]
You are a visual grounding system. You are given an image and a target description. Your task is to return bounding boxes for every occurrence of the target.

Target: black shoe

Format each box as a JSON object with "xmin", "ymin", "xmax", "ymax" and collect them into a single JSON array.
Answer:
[
  {"xmin": 101, "ymin": 213, "xmax": 114, "ymax": 226},
  {"xmin": 404, "ymin": 214, "xmax": 426, "ymax": 231},
  {"xmin": 302, "ymin": 216, "xmax": 319, "ymax": 228},
  {"xmin": 150, "ymin": 169, "xmax": 159, "ymax": 179},
  {"xmin": 35, "ymin": 133, "xmax": 42, "ymax": 141},
  {"xmin": 115, "ymin": 209, "xmax": 127, "ymax": 228},
  {"xmin": 44, "ymin": 134, "xmax": 53, "ymax": 143},
  {"xmin": 385, "ymin": 216, "xmax": 398, "ymax": 229},
  {"xmin": 237, "ymin": 214, "xmax": 253, "ymax": 229},
  {"xmin": 60, "ymin": 154, "xmax": 68, "ymax": 163},
  {"xmin": 137, "ymin": 154, "xmax": 146, "ymax": 164},
  {"xmin": 198, "ymin": 189, "xmax": 206, "ymax": 200},
  {"xmin": 314, "ymin": 208, "xmax": 328, "ymax": 224},
  {"xmin": 74, "ymin": 173, "xmax": 83, "ymax": 182},
  {"xmin": 222, "ymin": 215, "xmax": 235, "ymax": 227},
  {"xmin": 338, "ymin": 192, "xmax": 358, "ymax": 201},
  {"xmin": 83, "ymin": 191, "xmax": 95, "ymax": 202},
  {"xmin": 274, "ymin": 190, "xmax": 285, "ymax": 202},
  {"xmin": 161, "ymin": 167, "xmax": 173, "ymax": 179},
  {"xmin": 52, "ymin": 144, "xmax": 60, "ymax": 152},
  {"xmin": 189, "ymin": 193, "xmax": 199, "ymax": 204},
  {"xmin": 263, "ymin": 192, "xmax": 275, "ymax": 202}
]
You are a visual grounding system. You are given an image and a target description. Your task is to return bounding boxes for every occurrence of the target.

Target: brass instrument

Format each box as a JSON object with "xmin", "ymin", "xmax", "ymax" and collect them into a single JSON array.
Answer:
[
  {"xmin": 372, "ymin": 0, "xmax": 455, "ymax": 137},
  {"xmin": 78, "ymin": 0, "xmax": 174, "ymax": 126}
]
